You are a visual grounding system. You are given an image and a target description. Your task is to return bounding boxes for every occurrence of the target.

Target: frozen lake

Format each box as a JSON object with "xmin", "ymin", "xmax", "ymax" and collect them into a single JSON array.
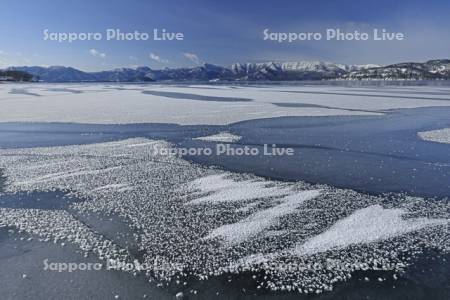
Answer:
[
  {"xmin": 0, "ymin": 83, "xmax": 449, "ymax": 299},
  {"xmin": 2, "ymin": 82, "xmax": 450, "ymax": 125}
]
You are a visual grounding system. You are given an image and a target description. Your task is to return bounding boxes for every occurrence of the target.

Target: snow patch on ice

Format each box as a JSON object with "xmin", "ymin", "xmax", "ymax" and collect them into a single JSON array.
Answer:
[
  {"xmin": 194, "ymin": 132, "xmax": 241, "ymax": 143},
  {"xmin": 185, "ymin": 174, "xmax": 292, "ymax": 204},
  {"xmin": 418, "ymin": 128, "xmax": 450, "ymax": 144},
  {"xmin": 294, "ymin": 205, "xmax": 448, "ymax": 255},
  {"xmin": 15, "ymin": 167, "xmax": 122, "ymax": 186},
  {"xmin": 205, "ymin": 190, "xmax": 321, "ymax": 244}
]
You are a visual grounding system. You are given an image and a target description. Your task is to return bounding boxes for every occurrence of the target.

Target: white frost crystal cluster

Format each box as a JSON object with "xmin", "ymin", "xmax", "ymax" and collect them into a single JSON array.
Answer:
[{"xmin": 0, "ymin": 138, "xmax": 448, "ymax": 293}]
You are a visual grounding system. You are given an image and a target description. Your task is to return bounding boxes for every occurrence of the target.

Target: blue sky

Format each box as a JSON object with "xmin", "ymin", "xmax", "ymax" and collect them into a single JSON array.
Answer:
[{"xmin": 1, "ymin": 0, "xmax": 449, "ymax": 71}]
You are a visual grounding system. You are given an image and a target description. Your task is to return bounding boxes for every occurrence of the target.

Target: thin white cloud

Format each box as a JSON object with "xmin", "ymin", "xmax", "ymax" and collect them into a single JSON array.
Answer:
[
  {"xmin": 89, "ymin": 49, "xmax": 106, "ymax": 58},
  {"xmin": 0, "ymin": 51, "xmax": 5, "ymax": 66},
  {"xmin": 0, "ymin": 51, "xmax": 29, "ymax": 67},
  {"xmin": 183, "ymin": 52, "xmax": 200, "ymax": 64},
  {"xmin": 149, "ymin": 52, "xmax": 168, "ymax": 63},
  {"xmin": 129, "ymin": 55, "xmax": 138, "ymax": 61}
]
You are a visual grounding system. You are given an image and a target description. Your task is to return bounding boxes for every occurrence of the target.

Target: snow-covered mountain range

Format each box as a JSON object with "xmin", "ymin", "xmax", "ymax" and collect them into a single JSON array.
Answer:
[
  {"xmin": 5, "ymin": 59, "xmax": 450, "ymax": 82},
  {"xmin": 343, "ymin": 59, "xmax": 450, "ymax": 80}
]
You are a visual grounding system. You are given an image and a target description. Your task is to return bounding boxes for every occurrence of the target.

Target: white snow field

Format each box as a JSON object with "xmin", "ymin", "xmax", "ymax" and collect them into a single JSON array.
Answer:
[
  {"xmin": 1, "ymin": 83, "xmax": 450, "ymax": 124},
  {"xmin": 418, "ymin": 128, "xmax": 450, "ymax": 144},
  {"xmin": 0, "ymin": 139, "xmax": 448, "ymax": 294}
]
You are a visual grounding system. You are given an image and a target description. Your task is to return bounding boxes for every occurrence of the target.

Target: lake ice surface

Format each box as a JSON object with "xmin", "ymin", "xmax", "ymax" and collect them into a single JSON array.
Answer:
[
  {"xmin": 2, "ymin": 83, "xmax": 450, "ymax": 125},
  {"xmin": 1, "ymin": 83, "xmax": 450, "ymax": 295},
  {"xmin": 0, "ymin": 138, "xmax": 448, "ymax": 293}
]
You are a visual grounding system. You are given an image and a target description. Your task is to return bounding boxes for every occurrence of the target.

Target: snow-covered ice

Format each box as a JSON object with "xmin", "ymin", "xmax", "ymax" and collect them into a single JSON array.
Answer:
[
  {"xmin": 185, "ymin": 174, "xmax": 292, "ymax": 204},
  {"xmin": 2, "ymin": 83, "xmax": 450, "ymax": 125},
  {"xmin": 206, "ymin": 190, "xmax": 321, "ymax": 244},
  {"xmin": 418, "ymin": 128, "xmax": 450, "ymax": 144},
  {"xmin": 295, "ymin": 205, "xmax": 448, "ymax": 255},
  {"xmin": 193, "ymin": 132, "xmax": 241, "ymax": 143}
]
